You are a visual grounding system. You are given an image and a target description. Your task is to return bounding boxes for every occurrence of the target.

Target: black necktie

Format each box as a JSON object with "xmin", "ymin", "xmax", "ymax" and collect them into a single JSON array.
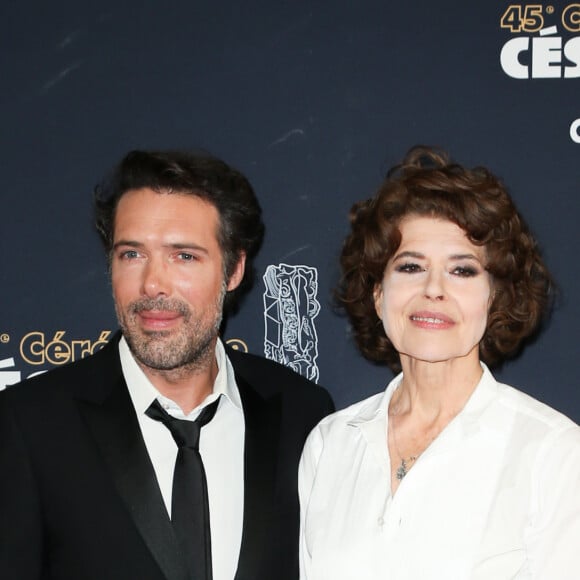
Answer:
[{"xmin": 146, "ymin": 397, "xmax": 220, "ymax": 580}]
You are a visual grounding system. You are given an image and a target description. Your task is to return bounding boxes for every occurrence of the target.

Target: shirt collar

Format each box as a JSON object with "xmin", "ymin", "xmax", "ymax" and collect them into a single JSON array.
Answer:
[
  {"xmin": 119, "ymin": 336, "xmax": 242, "ymax": 420},
  {"xmin": 347, "ymin": 373, "xmax": 403, "ymax": 427},
  {"xmin": 347, "ymin": 363, "xmax": 498, "ymax": 430},
  {"xmin": 346, "ymin": 364, "xmax": 500, "ymax": 467},
  {"xmin": 454, "ymin": 362, "xmax": 499, "ymax": 433}
]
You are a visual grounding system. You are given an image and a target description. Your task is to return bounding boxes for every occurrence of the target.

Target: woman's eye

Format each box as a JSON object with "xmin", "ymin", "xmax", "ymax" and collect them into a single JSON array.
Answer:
[
  {"xmin": 452, "ymin": 265, "xmax": 478, "ymax": 277},
  {"xmin": 395, "ymin": 262, "xmax": 423, "ymax": 273}
]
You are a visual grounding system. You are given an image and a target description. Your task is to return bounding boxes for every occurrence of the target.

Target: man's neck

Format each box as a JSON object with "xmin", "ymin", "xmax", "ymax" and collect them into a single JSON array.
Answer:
[{"xmin": 136, "ymin": 349, "xmax": 219, "ymax": 415}]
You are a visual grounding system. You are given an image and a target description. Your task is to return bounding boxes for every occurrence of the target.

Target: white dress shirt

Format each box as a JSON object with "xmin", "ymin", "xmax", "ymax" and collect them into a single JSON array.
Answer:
[
  {"xmin": 299, "ymin": 364, "xmax": 580, "ymax": 579},
  {"xmin": 120, "ymin": 337, "xmax": 245, "ymax": 580}
]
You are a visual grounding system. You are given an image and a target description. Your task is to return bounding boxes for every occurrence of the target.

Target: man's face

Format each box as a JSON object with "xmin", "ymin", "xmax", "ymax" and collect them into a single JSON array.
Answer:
[{"xmin": 111, "ymin": 188, "xmax": 245, "ymax": 372}]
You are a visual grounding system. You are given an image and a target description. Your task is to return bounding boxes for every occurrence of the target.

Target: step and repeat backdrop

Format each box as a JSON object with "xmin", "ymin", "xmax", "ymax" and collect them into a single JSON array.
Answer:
[{"xmin": 1, "ymin": 0, "xmax": 579, "ymax": 421}]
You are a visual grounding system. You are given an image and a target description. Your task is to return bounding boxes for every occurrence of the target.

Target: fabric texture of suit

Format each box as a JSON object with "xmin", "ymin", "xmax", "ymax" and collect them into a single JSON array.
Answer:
[{"xmin": 0, "ymin": 333, "xmax": 334, "ymax": 580}]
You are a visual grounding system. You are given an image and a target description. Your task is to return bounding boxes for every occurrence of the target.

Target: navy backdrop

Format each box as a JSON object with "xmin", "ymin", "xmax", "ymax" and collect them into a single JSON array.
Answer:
[{"xmin": 1, "ymin": 0, "xmax": 579, "ymax": 422}]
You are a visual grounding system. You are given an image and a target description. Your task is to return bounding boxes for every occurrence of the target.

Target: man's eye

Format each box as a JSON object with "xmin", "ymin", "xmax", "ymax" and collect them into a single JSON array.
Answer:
[
  {"xmin": 177, "ymin": 252, "xmax": 196, "ymax": 261},
  {"xmin": 120, "ymin": 250, "xmax": 139, "ymax": 259},
  {"xmin": 395, "ymin": 262, "xmax": 422, "ymax": 273}
]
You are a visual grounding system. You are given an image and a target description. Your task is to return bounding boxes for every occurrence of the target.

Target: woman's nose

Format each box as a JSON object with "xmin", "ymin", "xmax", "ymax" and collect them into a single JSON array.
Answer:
[{"xmin": 423, "ymin": 270, "xmax": 446, "ymax": 301}]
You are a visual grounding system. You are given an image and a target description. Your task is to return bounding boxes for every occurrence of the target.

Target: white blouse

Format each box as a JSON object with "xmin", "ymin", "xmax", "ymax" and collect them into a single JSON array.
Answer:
[{"xmin": 299, "ymin": 365, "xmax": 580, "ymax": 579}]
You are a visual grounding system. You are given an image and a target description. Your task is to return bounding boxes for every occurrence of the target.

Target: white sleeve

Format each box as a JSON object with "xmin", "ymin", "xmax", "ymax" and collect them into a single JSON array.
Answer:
[
  {"xmin": 526, "ymin": 424, "xmax": 580, "ymax": 579},
  {"xmin": 298, "ymin": 424, "xmax": 324, "ymax": 580}
]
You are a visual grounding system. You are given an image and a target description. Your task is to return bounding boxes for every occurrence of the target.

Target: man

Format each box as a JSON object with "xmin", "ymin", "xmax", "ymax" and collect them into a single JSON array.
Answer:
[{"xmin": 0, "ymin": 150, "xmax": 334, "ymax": 580}]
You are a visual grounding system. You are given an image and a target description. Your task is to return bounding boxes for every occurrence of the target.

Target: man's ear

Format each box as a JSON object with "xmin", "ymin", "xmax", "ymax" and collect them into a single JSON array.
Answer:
[{"xmin": 226, "ymin": 252, "xmax": 246, "ymax": 291}]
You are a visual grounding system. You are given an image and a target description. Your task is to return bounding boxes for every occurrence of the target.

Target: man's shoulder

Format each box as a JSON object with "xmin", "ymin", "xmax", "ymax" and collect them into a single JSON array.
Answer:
[
  {"xmin": 2, "ymin": 336, "xmax": 120, "ymax": 405},
  {"xmin": 227, "ymin": 347, "xmax": 332, "ymax": 403}
]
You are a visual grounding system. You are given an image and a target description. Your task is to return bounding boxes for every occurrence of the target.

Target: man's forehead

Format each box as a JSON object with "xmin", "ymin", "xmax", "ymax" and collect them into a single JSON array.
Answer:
[{"xmin": 113, "ymin": 188, "xmax": 221, "ymax": 242}]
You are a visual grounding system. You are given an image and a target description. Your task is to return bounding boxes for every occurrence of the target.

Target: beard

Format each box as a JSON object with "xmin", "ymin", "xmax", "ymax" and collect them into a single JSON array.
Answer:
[{"xmin": 116, "ymin": 287, "xmax": 226, "ymax": 373}]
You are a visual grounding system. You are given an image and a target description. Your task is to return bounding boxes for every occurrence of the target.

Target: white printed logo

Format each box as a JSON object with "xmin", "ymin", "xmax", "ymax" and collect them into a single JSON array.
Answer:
[
  {"xmin": 501, "ymin": 27, "xmax": 580, "ymax": 78},
  {"xmin": 263, "ymin": 263, "xmax": 320, "ymax": 382},
  {"xmin": 0, "ymin": 358, "xmax": 21, "ymax": 391},
  {"xmin": 570, "ymin": 118, "xmax": 580, "ymax": 142}
]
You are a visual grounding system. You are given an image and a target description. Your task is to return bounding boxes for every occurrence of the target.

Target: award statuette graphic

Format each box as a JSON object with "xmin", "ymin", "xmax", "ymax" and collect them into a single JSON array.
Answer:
[{"xmin": 263, "ymin": 263, "xmax": 320, "ymax": 382}]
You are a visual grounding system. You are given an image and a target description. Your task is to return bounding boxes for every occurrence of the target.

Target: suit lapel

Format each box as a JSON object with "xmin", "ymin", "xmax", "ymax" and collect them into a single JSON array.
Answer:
[
  {"xmin": 234, "ymin": 373, "xmax": 281, "ymax": 580},
  {"xmin": 76, "ymin": 340, "xmax": 188, "ymax": 580}
]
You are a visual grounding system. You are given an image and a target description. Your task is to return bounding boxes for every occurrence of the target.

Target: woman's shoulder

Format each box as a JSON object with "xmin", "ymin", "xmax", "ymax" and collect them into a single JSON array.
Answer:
[
  {"xmin": 487, "ymin": 379, "xmax": 580, "ymax": 468},
  {"xmin": 317, "ymin": 391, "xmax": 385, "ymax": 428},
  {"xmin": 300, "ymin": 390, "xmax": 387, "ymax": 477},
  {"xmin": 308, "ymin": 375, "xmax": 402, "ymax": 436},
  {"xmin": 495, "ymin": 380, "xmax": 579, "ymax": 433},
  {"xmin": 309, "ymin": 374, "xmax": 402, "ymax": 443}
]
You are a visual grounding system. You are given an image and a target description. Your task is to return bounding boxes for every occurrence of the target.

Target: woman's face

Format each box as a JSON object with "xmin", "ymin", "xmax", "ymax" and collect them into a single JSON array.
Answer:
[{"xmin": 374, "ymin": 216, "xmax": 492, "ymax": 367}]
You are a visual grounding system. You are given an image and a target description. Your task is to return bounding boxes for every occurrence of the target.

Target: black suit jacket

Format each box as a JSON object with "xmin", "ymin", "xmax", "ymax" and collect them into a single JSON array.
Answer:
[{"xmin": 0, "ymin": 335, "xmax": 334, "ymax": 580}]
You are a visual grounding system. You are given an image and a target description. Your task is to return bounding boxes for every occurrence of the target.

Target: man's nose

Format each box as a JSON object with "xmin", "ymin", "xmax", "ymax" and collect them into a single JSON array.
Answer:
[{"xmin": 141, "ymin": 258, "xmax": 171, "ymax": 298}]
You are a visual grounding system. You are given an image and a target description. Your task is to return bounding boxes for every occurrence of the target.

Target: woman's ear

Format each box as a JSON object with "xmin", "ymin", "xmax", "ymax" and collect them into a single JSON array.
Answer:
[{"xmin": 373, "ymin": 282, "xmax": 383, "ymax": 320}]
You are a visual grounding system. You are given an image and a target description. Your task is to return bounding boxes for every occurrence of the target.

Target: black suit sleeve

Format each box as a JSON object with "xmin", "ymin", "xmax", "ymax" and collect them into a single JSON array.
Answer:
[{"xmin": 0, "ymin": 391, "xmax": 44, "ymax": 580}]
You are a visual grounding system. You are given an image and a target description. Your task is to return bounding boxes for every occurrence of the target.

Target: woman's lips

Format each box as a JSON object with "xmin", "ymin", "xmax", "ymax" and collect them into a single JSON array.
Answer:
[{"xmin": 409, "ymin": 311, "xmax": 454, "ymax": 329}]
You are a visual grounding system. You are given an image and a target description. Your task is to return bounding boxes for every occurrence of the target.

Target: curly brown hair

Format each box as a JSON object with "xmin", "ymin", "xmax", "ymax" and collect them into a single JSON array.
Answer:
[{"xmin": 337, "ymin": 146, "xmax": 554, "ymax": 372}]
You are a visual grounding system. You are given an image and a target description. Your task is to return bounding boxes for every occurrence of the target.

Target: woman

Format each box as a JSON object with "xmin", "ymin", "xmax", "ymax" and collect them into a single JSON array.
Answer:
[{"xmin": 299, "ymin": 147, "xmax": 580, "ymax": 579}]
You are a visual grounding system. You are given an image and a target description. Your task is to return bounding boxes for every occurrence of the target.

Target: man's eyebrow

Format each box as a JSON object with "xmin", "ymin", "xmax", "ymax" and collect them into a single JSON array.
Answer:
[
  {"xmin": 112, "ymin": 240, "xmax": 143, "ymax": 250},
  {"xmin": 165, "ymin": 242, "xmax": 209, "ymax": 253},
  {"xmin": 112, "ymin": 240, "xmax": 210, "ymax": 254}
]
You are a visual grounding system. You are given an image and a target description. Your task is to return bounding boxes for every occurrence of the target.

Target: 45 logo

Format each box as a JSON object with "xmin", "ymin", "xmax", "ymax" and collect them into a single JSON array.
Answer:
[
  {"xmin": 499, "ymin": 4, "xmax": 580, "ymax": 78},
  {"xmin": 501, "ymin": 4, "xmax": 580, "ymax": 33}
]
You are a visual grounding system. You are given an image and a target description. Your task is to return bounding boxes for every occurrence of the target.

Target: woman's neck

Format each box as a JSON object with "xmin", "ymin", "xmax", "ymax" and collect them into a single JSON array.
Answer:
[
  {"xmin": 393, "ymin": 353, "xmax": 483, "ymax": 421},
  {"xmin": 387, "ymin": 353, "xmax": 484, "ymax": 494}
]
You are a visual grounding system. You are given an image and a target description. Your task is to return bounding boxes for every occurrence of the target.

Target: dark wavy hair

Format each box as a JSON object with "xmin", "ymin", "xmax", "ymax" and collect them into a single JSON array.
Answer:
[
  {"xmin": 94, "ymin": 149, "xmax": 264, "ymax": 311},
  {"xmin": 337, "ymin": 146, "xmax": 554, "ymax": 372}
]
